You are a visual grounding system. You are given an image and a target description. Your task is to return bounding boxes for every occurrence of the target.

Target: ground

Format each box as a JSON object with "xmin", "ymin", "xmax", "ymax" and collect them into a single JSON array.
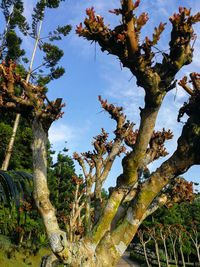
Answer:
[{"xmin": 116, "ymin": 251, "xmax": 140, "ymax": 267}]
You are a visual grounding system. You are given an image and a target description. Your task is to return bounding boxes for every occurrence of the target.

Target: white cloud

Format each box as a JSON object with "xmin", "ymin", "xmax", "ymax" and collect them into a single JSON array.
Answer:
[{"xmin": 49, "ymin": 123, "xmax": 74, "ymax": 144}]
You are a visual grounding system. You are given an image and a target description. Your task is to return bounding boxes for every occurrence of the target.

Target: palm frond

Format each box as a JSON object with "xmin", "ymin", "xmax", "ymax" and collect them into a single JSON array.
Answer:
[{"xmin": 0, "ymin": 170, "xmax": 33, "ymax": 210}]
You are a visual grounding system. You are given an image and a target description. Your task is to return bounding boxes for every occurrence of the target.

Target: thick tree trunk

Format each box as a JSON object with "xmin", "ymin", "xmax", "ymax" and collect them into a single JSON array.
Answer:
[
  {"xmin": 32, "ymin": 118, "xmax": 63, "ymax": 248},
  {"xmin": 85, "ymin": 185, "xmax": 92, "ymax": 233},
  {"xmin": 40, "ymin": 254, "xmax": 60, "ymax": 267},
  {"xmin": 32, "ymin": 118, "xmax": 99, "ymax": 267}
]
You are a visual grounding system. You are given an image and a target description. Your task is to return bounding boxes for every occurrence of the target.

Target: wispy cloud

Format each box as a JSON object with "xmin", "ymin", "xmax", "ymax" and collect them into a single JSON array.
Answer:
[{"xmin": 49, "ymin": 123, "xmax": 74, "ymax": 144}]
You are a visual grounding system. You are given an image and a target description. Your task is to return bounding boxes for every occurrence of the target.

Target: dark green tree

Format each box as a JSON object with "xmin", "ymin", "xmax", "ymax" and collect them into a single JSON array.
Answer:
[
  {"xmin": 48, "ymin": 148, "xmax": 79, "ymax": 227},
  {"xmin": 0, "ymin": 0, "xmax": 29, "ymax": 61}
]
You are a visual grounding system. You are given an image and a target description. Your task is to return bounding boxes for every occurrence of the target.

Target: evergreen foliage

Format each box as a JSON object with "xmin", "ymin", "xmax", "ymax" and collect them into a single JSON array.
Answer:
[
  {"xmin": 48, "ymin": 148, "xmax": 81, "ymax": 228},
  {"xmin": 0, "ymin": 113, "xmax": 32, "ymax": 172},
  {"xmin": 5, "ymin": 30, "xmax": 25, "ymax": 62},
  {"xmin": 0, "ymin": 0, "xmax": 72, "ymax": 172}
]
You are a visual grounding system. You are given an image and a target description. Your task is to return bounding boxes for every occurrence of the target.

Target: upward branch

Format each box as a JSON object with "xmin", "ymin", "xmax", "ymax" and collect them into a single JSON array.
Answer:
[{"xmin": 121, "ymin": 0, "xmax": 139, "ymax": 58}]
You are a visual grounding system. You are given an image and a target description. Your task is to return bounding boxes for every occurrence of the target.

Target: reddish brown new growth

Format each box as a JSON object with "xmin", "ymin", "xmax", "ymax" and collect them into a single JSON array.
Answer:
[
  {"xmin": 133, "ymin": 0, "xmax": 140, "ymax": 9},
  {"xmin": 98, "ymin": 95, "xmax": 134, "ymax": 140},
  {"xmin": 178, "ymin": 72, "xmax": 200, "ymax": 122},
  {"xmin": 125, "ymin": 128, "xmax": 173, "ymax": 161},
  {"xmin": 79, "ymin": 128, "xmax": 126, "ymax": 163},
  {"xmin": 148, "ymin": 128, "xmax": 173, "ymax": 160},
  {"xmin": 76, "ymin": 2, "xmax": 166, "ymax": 65},
  {"xmin": 179, "ymin": 72, "xmax": 200, "ymax": 95},
  {"xmin": 144, "ymin": 22, "xmax": 167, "ymax": 47},
  {"xmin": 76, "ymin": 7, "xmax": 107, "ymax": 37},
  {"xmin": 109, "ymin": 9, "xmax": 121, "ymax": 16},
  {"xmin": 170, "ymin": 7, "xmax": 200, "ymax": 27},
  {"xmin": 119, "ymin": 144, "xmax": 126, "ymax": 155},
  {"xmin": 125, "ymin": 129, "xmax": 138, "ymax": 148},
  {"xmin": 93, "ymin": 128, "xmax": 110, "ymax": 155},
  {"xmin": 165, "ymin": 178, "xmax": 195, "ymax": 208},
  {"xmin": 0, "ymin": 61, "xmax": 65, "ymax": 131},
  {"xmin": 73, "ymin": 152, "xmax": 86, "ymax": 165},
  {"xmin": 178, "ymin": 76, "xmax": 193, "ymax": 95},
  {"xmin": 72, "ymin": 175, "xmax": 84, "ymax": 185},
  {"xmin": 169, "ymin": 7, "xmax": 200, "ymax": 47},
  {"xmin": 98, "ymin": 95, "xmax": 123, "ymax": 123},
  {"xmin": 135, "ymin": 12, "xmax": 149, "ymax": 40}
]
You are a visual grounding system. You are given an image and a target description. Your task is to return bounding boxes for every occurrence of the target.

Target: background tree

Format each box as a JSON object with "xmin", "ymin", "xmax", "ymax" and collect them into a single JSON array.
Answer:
[
  {"xmin": 1, "ymin": 0, "xmax": 71, "ymax": 171},
  {"xmin": 158, "ymin": 223, "xmax": 170, "ymax": 267},
  {"xmin": 48, "ymin": 148, "xmax": 83, "ymax": 231},
  {"xmin": 176, "ymin": 224, "xmax": 187, "ymax": 267},
  {"xmin": 137, "ymin": 228, "xmax": 151, "ymax": 267},
  {"xmin": 134, "ymin": 193, "xmax": 200, "ymax": 265},
  {"xmin": 188, "ymin": 220, "xmax": 200, "ymax": 263}
]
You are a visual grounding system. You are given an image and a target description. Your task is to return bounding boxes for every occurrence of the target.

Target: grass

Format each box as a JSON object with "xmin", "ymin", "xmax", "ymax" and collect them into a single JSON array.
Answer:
[
  {"xmin": 0, "ymin": 234, "xmax": 67, "ymax": 266},
  {"xmin": 0, "ymin": 247, "xmax": 52, "ymax": 267}
]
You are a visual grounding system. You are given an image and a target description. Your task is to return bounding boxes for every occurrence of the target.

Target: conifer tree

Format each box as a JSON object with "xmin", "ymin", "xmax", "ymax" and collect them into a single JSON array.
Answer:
[{"xmin": 0, "ymin": 0, "xmax": 71, "ymax": 170}]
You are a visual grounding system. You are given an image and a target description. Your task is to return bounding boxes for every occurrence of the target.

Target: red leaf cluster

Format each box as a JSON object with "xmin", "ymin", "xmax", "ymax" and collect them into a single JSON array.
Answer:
[
  {"xmin": 76, "ymin": 7, "xmax": 106, "ymax": 37},
  {"xmin": 135, "ymin": 12, "xmax": 149, "ymax": 38},
  {"xmin": 169, "ymin": 7, "xmax": 200, "ymax": 46},
  {"xmin": 133, "ymin": 0, "xmax": 140, "ymax": 10},
  {"xmin": 125, "ymin": 129, "xmax": 138, "ymax": 148},
  {"xmin": 144, "ymin": 22, "xmax": 167, "ymax": 47},
  {"xmin": 170, "ymin": 178, "xmax": 195, "ymax": 204},
  {"xmin": 109, "ymin": 9, "xmax": 121, "ymax": 16},
  {"xmin": 125, "ymin": 128, "xmax": 173, "ymax": 160}
]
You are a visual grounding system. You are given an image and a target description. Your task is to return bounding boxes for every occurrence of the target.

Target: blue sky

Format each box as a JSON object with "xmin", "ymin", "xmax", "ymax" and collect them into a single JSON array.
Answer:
[{"xmin": 2, "ymin": 0, "xmax": 200, "ymax": 191}]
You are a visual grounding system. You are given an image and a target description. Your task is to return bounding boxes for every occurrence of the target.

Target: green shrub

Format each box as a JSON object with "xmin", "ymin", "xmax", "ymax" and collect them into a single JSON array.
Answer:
[
  {"xmin": 0, "ymin": 234, "xmax": 12, "ymax": 250},
  {"xmin": 130, "ymin": 251, "xmax": 146, "ymax": 264}
]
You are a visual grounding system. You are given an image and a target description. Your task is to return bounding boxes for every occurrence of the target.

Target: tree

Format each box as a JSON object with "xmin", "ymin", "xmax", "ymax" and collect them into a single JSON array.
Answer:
[
  {"xmin": 48, "ymin": 148, "xmax": 77, "ymax": 213},
  {"xmin": 1, "ymin": 0, "xmax": 71, "ymax": 171},
  {"xmin": 1, "ymin": 1, "xmax": 200, "ymax": 266},
  {"xmin": 0, "ymin": 0, "xmax": 29, "ymax": 61},
  {"xmin": 47, "ymin": 148, "xmax": 86, "ymax": 240},
  {"xmin": 139, "ymin": 195, "xmax": 200, "ymax": 264},
  {"xmin": 177, "ymin": 224, "xmax": 187, "ymax": 267},
  {"xmin": 188, "ymin": 220, "xmax": 200, "ymax": 263},
  {"xmin": 166, "ymin": 224, "xmax": 178, "ymax": 266},
  {"xmin": 158, "ymin": 224, "xmax": 170, "ymax": 267},
  {"xmin": 137, "ymin": 228, "xmax": 151, "ymax": 267},
  {"xmin": 148, "ymin": 225, "xmax": 161, "ymax": 267}
]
